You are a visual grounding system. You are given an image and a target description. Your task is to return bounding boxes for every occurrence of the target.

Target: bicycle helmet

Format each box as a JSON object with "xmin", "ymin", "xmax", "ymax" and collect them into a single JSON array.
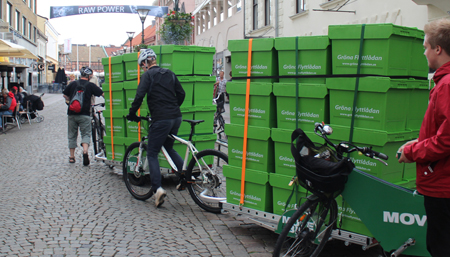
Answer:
[
  {"xmin": 80, "ymin": 66, "xmax": 93, "ymax": 78},
  {"xmin": 138, "ymin": 49, "xmax": 157, "ymax": 66}
]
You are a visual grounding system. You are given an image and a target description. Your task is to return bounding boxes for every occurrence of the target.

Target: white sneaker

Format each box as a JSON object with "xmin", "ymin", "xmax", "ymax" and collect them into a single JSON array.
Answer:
[{"xmin": 154, "ymin": 187, "xmax": 167, "ymax": 208}]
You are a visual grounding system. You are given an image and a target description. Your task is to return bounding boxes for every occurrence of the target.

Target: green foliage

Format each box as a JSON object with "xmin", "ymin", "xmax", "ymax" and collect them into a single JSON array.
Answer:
[
  {"xmin": 158, "ymin": 10, "xmax": 193, "ymax": 45},
  {"xmin": 134, "ymin": 44, "xmax": 148, "ymax": 52}
]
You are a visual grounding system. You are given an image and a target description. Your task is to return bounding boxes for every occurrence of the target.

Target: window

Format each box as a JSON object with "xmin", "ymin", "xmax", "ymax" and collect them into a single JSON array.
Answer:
[
  {"xmin": 265, "ymin": 0, "xmax": 270, "ymax": 26},
  {"xmin": 297, "ymin": 0, "xmax": 305, "ymax": 13},
  {"xmin": 28, "ymin": 0, "xmax": 32, "ymax": 10},
  {"xmin": 253, "ymin": 0, "xmax": 258, "ymax": 30},
  {"xmin": 33, "ymin": 26, "xmax": 36, "ymax": 42},
  {"xmin": 22, "ymin": 16, "xmax": 26, "ymax": 35},
  {"xmin": 28, "ymin": 22, "xmax": 31, "ymax": 39},
  {"xmin": 15, "ymin": 10, "xmax": 20, "ymax": 31},
  {"xmin": 7, "ymin": 2, "xmax": 12, "ymax": 25},
  {"xmin": 0, "ymin": 1, "xmax": 2, "ymax": 21}
]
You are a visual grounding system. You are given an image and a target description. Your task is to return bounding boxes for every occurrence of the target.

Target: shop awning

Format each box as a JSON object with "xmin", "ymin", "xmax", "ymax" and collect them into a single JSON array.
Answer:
[
  {"xmin": 0, "ymin": 57, "xmax": 29, "ymax": 68},
  {"xmin": 0, "ymin": 39, "xmax": 38, "ymax": 59},
  {"xmin": 192, "ymin": 0, "xmax": 211, "ymax": 16}
]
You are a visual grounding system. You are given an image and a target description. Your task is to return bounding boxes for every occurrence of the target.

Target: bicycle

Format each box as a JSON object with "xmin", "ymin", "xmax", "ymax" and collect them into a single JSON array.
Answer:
[
  {"xmin": 273, "ymin": 123, "xmax": 429, "ymax": 257},
  {"xmin": 213, "ymin": 92, "xmax": 227, "ymax": 149},
  {"xmin": 122, "ymin": 116, "xmax": 228, "ymax": 213},
  {"xmin": 91, "ymin": 103, "xmax": 106, "ymax": 159}
]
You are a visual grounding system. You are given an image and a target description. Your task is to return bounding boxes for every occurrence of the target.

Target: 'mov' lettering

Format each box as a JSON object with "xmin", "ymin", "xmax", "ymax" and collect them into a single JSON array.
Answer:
[{"xmin": 383, "ymin": 211, "xmax": 427, "ymax": 226}]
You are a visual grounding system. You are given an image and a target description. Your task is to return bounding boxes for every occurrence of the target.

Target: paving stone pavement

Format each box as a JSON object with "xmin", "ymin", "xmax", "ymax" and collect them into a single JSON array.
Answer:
[
  {"xmin": 0, "ymin": 94, "xmax": 277, "ymax": 257},
  {"xmin": 0, "ymin": 93, "xmax": 397, "ymax": 257}
]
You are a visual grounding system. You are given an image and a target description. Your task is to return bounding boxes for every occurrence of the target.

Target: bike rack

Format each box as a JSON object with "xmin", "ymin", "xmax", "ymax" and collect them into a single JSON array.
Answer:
[
  {"xmin": 221, "ymin": 202, "xmax": 281, "ymax": 231},
  {"xmin": 331, "ymin": 229, "xmax": 379, "ymax": 250},
  {"xmin": 95, "ymin": 153, "xmax": 122, "ymax": 167}
]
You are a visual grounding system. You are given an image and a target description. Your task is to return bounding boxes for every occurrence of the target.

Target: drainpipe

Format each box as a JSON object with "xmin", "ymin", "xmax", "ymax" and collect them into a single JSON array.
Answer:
[
  {"xmin": 275, "ymin": 0, "xmax": 278, "ymax": 37},
  {"xmin": 243, "ymin": 0, "xmax": 246, "ymax": 39}
]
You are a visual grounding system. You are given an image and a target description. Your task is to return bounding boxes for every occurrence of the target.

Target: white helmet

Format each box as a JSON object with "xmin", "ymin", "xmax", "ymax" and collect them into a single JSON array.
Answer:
[{"xmin": 138, "ymin": 49, "xmax": 157, "ymax": 66}]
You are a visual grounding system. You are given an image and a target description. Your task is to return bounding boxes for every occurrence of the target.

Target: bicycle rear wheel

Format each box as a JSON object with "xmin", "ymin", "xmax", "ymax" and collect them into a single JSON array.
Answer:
[
  {"xmin": 273, "ymin": 197, "xmax": 337, "ymax": 257},
  {"xmin": 186, "ymin": 149, "xmax": 228, "ymax": 213},
  {"xmin": 123, "ymin": 142, "xmax": 153, "ymax": 201}
]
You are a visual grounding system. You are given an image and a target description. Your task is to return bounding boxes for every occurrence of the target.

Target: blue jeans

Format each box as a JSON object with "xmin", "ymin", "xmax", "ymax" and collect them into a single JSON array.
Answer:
[
  {"xmin": 147, "ymin": 117, "xmax": 184, "ymax": 191},
  {"xmin": 0, "ymin": 110, "xmax": 13, "ymax": 127}
]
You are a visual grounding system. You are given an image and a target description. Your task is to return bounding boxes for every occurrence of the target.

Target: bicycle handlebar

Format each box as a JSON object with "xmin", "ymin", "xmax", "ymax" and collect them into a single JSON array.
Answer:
[
  {"xmin": 91, "ymin": 103, "xmax": 105, "ymax": 108},
  {"xmin": 314, "ymin": 123, "xmax": 389, "ymax": 162}
]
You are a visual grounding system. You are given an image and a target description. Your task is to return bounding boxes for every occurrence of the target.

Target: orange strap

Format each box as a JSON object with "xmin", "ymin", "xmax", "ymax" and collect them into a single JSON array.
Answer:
[
  {"xmin": 137, "ymin": 51, "xmax": 141, "ymax": 140},
  {"xmin": 240, "ymin": 39, "xmax": 253, "ymax": 205},
  {"xmin": 108, "ymin": 57, "xmax": 114, "ymax": 159}
]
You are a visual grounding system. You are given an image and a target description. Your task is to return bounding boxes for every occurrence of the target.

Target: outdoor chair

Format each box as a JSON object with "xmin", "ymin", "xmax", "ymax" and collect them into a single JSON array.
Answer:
[{"xmin": 2, "ymin": 102, "xmax": 21, "ymax": 131}]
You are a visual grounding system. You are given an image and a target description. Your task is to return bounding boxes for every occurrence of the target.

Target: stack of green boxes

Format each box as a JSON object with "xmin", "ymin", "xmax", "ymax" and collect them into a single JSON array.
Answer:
[
  {"xmin": 225, "ymin": 24, "xmax": 430, "ymax": 235},
  {"xmin": 327, "ymin": 23, "xmax": 430, "ymax": 236},
  {"xmin": 102, "ymin": 45, "xmax": 217, "ymax": 166},
  {"xmin": 224, "ymin": 38, "xmax": 279, "ymax": 212},
  {"xmin": 270, "ymin": 36, "xmax": 332, "ymax": 215}
]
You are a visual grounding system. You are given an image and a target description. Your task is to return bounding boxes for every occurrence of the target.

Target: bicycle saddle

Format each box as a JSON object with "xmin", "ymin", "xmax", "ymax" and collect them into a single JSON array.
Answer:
[{"xmin": 183, "ymin": 119, "xmax": 204, "ymax": 125}]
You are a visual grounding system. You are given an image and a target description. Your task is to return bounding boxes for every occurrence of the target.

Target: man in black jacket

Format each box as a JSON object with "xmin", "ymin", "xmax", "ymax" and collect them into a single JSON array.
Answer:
[{"xmin": 127, "ymin": 49, "xmax": 185, "ymax": 208}]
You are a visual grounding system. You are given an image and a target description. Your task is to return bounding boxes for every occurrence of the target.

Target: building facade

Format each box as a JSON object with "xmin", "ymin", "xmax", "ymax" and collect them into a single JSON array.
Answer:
[
  {"xmin": 193, "ymin": 0, "xmax": 243, "ymax": 78},
  {"xmin": 42, "ymin": 17, "xmax": 59, "ymax": 84},
  {"xmin": 0, "ymin": 0, "xmax": 40, "ymax": 92}
]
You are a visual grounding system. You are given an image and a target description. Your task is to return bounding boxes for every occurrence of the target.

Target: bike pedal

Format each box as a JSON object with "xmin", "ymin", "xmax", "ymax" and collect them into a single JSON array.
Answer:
[{"xmin": 176, "ymin": 183, "xmax": 186, "ymax": 191}]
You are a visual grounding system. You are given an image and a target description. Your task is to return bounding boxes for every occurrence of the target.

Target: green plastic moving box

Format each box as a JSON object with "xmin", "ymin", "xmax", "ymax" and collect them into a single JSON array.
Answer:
[
  {"xmin": 328, "ymin": 23, "xmax": 427, "ymax": 77},
  {"xmin": 327, "ymin": 125, "xmax": 417, "ymax": 183},
  {"xmin": 192, "ymin": 46, "xmax": 215, "ymax": 75},
  {"xmin": 122, "ymin": 53, "xmax": 144, "ymax": 81},
  {"xmin": 227, "ymin": 81, "xmax": 276, "ymax": 128},
  {"xmin": 271, "ymin": 128, "xmax": 325, "ymax": 176},
  {"xmin": 104, "ymin": 82, "xmax": 125, "ymax": 111},
  {"xmin": 327, "ymin": 77, "xmax": 425, "ymax": 132},
  {"xmin": 178, "ymin": 76, "xmax": 195, "ymax": 108},
  {"xmin": 275, "ymin": 36, "xmax": 331, "ymax": 84},
  {"xmin": 193, "ymin": 76, "xmax": 216, "ymax": 107},
  {"xmin": 273, "ymin": 83, "xmax": 329, "ymax": 131},
  {"xmin": 102, "ymin": 55, "xmax": 125, "ymax": 82},
  {"xmin": 226, "ymin": 123, "xmax": 274, "ymax": 172},
  {"xmin": 223, "ymin": 165, "xmax": 272, "ymax": 212},
  {"xmin": 269, "ymin": 172, "xmax": 309, "ymax": 215},
  {"xmin": 148, "ymin": 45, "xmax": 194, "ymax": 75},
  {"xmin": 228, "ymin": 38, "xmax": 278, "ymax": 82}
]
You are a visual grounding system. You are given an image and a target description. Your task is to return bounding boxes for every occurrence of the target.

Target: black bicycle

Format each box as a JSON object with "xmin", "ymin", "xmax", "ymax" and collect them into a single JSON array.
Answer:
[
  {"xmin": 213, "ymin": 93, "xmax": 227, "ymax": 150},
  {"xmin": 91, "ymin": 103, "xmax": 106, "ymax": 159}
]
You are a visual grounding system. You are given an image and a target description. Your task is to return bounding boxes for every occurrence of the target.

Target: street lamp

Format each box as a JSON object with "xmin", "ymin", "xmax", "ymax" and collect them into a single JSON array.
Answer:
[
  {"xmin": 136, "ymin": 8, "xmax": 150, "ymax": 45},
  {"xmin": 126, "ymin": 31, "xmax": 135, "ymax": 52}
]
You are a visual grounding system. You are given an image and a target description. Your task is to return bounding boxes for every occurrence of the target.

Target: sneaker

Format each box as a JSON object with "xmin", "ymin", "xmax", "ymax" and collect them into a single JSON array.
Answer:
[
  {"xmin": 154, "ymin": 187, "xmax": 167, "ymax": 207},
  {"xmin": 83, "ymin": 153, "xmax": 90, "ymax": 166}
]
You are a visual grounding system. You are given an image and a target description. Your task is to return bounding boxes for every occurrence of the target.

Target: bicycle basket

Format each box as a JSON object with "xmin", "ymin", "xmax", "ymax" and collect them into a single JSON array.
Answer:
[{"xmin": 291, "ymin": 128, "xmax": 354, "ymax": 194}]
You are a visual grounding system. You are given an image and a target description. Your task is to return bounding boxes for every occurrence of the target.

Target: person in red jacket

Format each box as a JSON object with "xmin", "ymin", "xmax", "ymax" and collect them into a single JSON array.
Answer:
[
  {"xmin": 0, "ymin": 88, "xmax": 17, "ymax": 130},
  {"xmin": 398, "ymin": 18, "xmax": 450, "ymax": 257}
]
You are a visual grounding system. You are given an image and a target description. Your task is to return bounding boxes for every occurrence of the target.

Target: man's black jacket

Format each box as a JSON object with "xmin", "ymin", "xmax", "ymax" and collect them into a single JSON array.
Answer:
[{"xmin": 130, "ymin": 66, "xmax": 185, "ymax": 121}]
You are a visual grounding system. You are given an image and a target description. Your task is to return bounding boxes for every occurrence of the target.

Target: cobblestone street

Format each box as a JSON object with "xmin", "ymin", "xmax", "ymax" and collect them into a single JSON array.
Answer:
[{"xmin": 0, "ymin": 93, "xmax": 391, "ymax": 257}]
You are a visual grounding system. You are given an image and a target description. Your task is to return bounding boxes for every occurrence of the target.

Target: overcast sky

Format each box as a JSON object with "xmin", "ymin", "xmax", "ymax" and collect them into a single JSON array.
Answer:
[{"xmin": 37, "ymin": 1, "xmax": 159, "ymax": 47}]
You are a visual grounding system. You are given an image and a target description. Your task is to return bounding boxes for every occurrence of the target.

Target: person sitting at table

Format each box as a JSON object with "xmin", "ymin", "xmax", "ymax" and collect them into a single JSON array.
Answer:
[
  {"xmin": 11, "ymin": 86, "xmax": 23, "ymax": 111},
  {"xmin": 0, "ymin": 88, "xmax": 17, "ymax": 130}
]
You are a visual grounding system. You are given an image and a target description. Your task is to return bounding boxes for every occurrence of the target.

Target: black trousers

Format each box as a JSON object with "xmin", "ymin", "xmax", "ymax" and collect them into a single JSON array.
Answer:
[{"xmin": 424, "ymin": 195, "xmax": 450, "ymax": 257}]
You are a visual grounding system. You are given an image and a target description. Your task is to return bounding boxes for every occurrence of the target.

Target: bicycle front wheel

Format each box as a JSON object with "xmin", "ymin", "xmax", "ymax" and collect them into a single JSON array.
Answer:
[
  {"xmin": 273, "ymin": 197, "xmax": 337, "ymax": 257},
  {"xmin": 91, "ymin": 117, "xmax": 99, "ymax": 155},
  {"xmin": 186, "ymin": 149, "xmax": 228, "ymax": 213},
  {"xmin": 123, "ymin": 142, "xmax": 153, "ymax": 201}
]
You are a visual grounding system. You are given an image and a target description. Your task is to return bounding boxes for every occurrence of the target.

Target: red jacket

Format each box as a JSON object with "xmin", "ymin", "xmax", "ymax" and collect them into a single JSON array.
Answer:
[
  {"xmin": 1, "ymin": 92, "xmax": 16, "ymax": 112},
  {"xmin": 404, "ymin": 61, "xmax": 450, "ymax": 198}
]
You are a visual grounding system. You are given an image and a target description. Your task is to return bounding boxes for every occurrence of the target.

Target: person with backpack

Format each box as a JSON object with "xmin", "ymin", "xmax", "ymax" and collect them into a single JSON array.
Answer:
[
  {"xmin": 63, "ymin": 66, "xmax": 104, "ymax": 166},
  {"xmin": 126, "ymin": 49, "xmax": 185, "ymax": 208}
]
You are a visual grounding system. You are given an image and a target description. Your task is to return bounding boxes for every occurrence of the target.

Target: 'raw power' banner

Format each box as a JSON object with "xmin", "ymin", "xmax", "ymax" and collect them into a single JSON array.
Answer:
[{"xmin": 50, "ymin": 5, "xmax": 169, "ymax": 19}]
